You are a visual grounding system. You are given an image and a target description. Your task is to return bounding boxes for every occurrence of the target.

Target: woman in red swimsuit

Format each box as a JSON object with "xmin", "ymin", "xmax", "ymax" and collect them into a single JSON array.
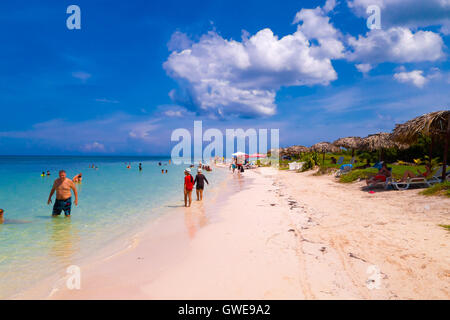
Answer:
[{"xmin": 399, "ymin": 163, "xmax": 433, "ymax": 182}]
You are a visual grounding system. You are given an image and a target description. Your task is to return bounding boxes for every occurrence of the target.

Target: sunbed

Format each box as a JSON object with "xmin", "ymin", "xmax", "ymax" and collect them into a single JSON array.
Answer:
[
  {"xmin": 366, "ymin": 168, "xmax": 393, "ymax": 189},
  {"xmin": 390, "ymin": 167, "xmax": 443, "ymax": 190},
  {"xmin": 335, "ymin": 164, "xmax": 353, "ymax": 177}
]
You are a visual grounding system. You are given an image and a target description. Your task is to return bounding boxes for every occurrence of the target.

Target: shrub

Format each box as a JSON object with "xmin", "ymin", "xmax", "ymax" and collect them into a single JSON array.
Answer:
[
  {"xmin": 339, "ymin": 168, "xmax": 378, "ymax": 183},
  {"xmin": 300, "ymin": 152, "xmax": 319, "ymax": 172},
  {"xmin": 419, "ymin": 182, "xmax": 450, "ymax": 198}
]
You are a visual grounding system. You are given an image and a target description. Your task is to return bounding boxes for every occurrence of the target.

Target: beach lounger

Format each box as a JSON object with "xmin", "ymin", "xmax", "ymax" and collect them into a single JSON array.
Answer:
[
  {"xmin": 390, "ymin": 167, "xmax": 443, "ymax": 190},
  {"xmin": 366, "ymin": 168, "xmax": 393, "ymax": 189},
  {"xmin": 367, "ymin": 177, "xmax": 392, "ymax": 189},
  {"xmin": 335, "ymin": 164, "xmax": 352, "ymax": 177},
  {"xmin": 350, "ymin": 157, "xmax": 356, "ymax": 164},
  {"xmin": 336, "ymin": 157, "xmax": 344, "ymax": 165},
  {"xmin": 372, "ymin": 161, "xmax": 383, "ymax": 170}
]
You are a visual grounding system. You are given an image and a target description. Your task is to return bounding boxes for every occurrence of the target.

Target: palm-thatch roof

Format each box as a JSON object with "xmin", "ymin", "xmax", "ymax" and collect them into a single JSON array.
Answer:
[
  {"xmin": 391, "ymin": 110, "xmax": 450, "ymax": 144},
  {"xmin": 360, "ymin": 133, "xmax": 407, "ymax": 151},
  {"xmin": 310, "ymin": 142, "xmax": 340, "ymax": 153},
  {"xmin": 280, "ymin": 145, "xmax": 310, "ymax": 157},
  {"xmin": 333, "ymin": 136, "xmax": 363, "ymax": 150}
]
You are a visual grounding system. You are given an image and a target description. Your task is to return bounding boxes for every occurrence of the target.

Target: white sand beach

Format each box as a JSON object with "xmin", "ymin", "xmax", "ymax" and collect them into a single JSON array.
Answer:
[{"xmin": 20, "ymin": 167, "xmax": 450, "ymax": 300}]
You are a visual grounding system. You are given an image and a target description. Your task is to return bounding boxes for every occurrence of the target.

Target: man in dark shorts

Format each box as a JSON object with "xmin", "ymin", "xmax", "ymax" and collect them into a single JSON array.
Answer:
[
  {"xmin": 194, "ymin": 168, "xmax": 209, "ymax": 201},
  {"xmin": 47, "ymin": 170, "xmax": 78, "ymax": 217}
]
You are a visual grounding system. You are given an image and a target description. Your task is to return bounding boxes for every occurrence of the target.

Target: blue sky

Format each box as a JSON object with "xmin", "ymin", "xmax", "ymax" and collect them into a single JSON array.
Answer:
[{"xmin": 0, "ymin": 0, "xmax": 449, "ymax": 155}]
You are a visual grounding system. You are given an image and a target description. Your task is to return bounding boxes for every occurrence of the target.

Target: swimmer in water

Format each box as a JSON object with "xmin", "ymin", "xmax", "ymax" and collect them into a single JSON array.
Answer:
[
  {"xmin": 165, "ymin": 169, "xmax": 168, "ymax": 173},
  {"xmin": 139, "ymin": 163, "xmax": 142, "ymax": 171},
  {"xmin": 47, "ymin": 170, "xmax": 79, "ymax": 217},
  {"xmin": 41, "ymin": 171, "xmax": 46, "ymax": 177},
  {"xmin": 0, "ymin": 209, "xmax": 31, "ymax": 225},
  {"xmin": 73, "ymin": 173, "xmax": 83, "ymax": 183},
  {"xmin": 47, "ymin": 170, "xmax": 51, "ymax": 176}
]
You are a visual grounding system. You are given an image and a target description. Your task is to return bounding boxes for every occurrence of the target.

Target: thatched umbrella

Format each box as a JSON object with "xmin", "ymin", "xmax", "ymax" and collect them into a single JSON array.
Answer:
[
  {"xmin": 360, "ymin": 132, "xmax": 408, "ymax": 161},
  {"xmin": 392, "ymin": 110, "xmax": 450, "ymax": 181},
  {"xmin": 310, "ymin": 142, "xmax": 340, "ymax": 164},
  {"xmin": 281, "ymin": 145, "xmax": 310, "ymax": 158},
  {"xmin": 333, "ymin": 136, "xmax": 363, "ymax": 157}
]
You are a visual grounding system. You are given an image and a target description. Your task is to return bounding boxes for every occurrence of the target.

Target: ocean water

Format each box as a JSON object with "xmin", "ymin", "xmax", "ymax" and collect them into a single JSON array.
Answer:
[{"xmin": 0, "ymin": 156, "xmax": 226, "ymax": 299}]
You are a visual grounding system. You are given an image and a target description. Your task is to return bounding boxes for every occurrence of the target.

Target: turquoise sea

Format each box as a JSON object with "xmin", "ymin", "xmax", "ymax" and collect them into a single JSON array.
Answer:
[{"xmin": 0, "ymin": 156, "xmax": 227, "ymax": 299}]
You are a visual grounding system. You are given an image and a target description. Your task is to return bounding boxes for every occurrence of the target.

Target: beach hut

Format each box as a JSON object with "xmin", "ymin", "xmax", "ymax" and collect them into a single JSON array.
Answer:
[
  {"xmin": 333, "ymin": 136, "xmax": 363, "ymax": 157},
  {"xmin": 310, "ymin": 142, "xmax": 340, "ymax": 164},
  {"xmin": 392, "ymin": 110, "xmax": 450, "ymax": 182}
]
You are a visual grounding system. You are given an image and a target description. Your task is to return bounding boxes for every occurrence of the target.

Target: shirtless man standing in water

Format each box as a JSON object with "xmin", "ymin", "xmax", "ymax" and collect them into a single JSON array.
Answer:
[{"xmin": 47, "ymin": 170, "xmax": 78, "ymax": 217}]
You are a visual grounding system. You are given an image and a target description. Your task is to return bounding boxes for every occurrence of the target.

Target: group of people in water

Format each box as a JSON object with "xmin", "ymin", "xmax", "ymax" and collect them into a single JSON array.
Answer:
[
  {"xmin": 39, "ymin": 161, "xmax": 213, "ymax": 217},
  {"xmin": 40, "ymin": 170, "xmax": 51, "ymax": 177},
  {"xmin": 0, "ymin": 161, "xmax": 213, "ymax": 221}
]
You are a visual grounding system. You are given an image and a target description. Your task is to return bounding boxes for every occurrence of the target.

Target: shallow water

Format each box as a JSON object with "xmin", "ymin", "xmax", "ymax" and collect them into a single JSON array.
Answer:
[{"xmin": 0, "ymin": 156, "xmax": 226, "ymax": 298}]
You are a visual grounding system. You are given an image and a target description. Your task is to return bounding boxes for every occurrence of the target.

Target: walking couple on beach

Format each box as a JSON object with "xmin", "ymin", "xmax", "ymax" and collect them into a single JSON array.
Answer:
[{"xmin": 184, "ymin": 167, "xmax": 209, "ymax": 207}]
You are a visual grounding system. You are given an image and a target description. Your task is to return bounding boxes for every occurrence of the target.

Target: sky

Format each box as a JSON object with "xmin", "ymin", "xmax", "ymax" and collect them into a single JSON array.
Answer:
[{"xmin": 0, "ymin": 0, "xmax": 449, "ymax": 155}]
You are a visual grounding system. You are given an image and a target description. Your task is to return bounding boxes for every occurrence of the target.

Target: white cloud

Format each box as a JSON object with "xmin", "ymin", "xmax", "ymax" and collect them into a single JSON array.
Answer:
[
  {"xmin": 394, "ymin": 70, "xmax": 428, "ymax": 88},
  {"xmin": 167, "ymin": 31, "xmax": 193, "ymax": 51},
  {"xmin": 82, "ymin": 142, "xmax": 105, "ymax": 152},
  {"xmin": 347, "ymin": 0, "xmax": 450, "ymax": 33},
  {"xmin": 355, "ymin": 63, "xmax": 372, "ymax": 74},
  {"xmin": 323, "ymin": 0, "xmax": 338, "ymax": 13},
  {"xmin": 293, "ymin": 7, "xmax": 345, "ymax": 59},
  {"xmin": 72, "ymin": 71, "xmax": 91, "ymax": 81},
  {"xmin": 164, "ymin": 4, "xmax": 344, "ymax": 118},
  {"xmin": 347, "ymin": 27, "xmax": 444, "ymax": 64},
  {"xmin": 393, "ymin": 68, "xmax": 444, "ymax": 88}
]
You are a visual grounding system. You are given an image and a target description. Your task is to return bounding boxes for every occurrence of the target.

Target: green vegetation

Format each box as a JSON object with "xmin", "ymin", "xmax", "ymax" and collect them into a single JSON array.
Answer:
[
  {"xmin": 339, "ymin": 168, "xmax": 378, "ymax": 183},
  {"xmin": 278, "ymin": 137, "xmax": 447, "ymax": 185},
  {"xmin": 300, "ymin": 152, "xmax": 320, "ymax": 172},
  {"xmin": 439, "ymin": 224, "xmax": 450, "ymax": 231},
  {"xmin": 420, "ymin": 182, "xmax": 450, "ymax": 198}
]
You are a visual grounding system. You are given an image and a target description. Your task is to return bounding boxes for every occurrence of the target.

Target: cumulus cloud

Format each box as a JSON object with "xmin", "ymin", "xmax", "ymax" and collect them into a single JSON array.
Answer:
[
  {"xmin": 394, "ymin": 70, "xmax": 428, "ymax": 88},
  {"xmin": 347, "ymin": 0, "xmax": 450, "ymax": 33},
  {"xmin": 347, "ymin": 27, "xmax": 444, "ymax": 64},
  {"xmin": 393, "ymin": 68, "xmax": 443, "ymax": 88},
  {"xmin": 164, "ymin": 4, "xmax": 344, "ymax": 118},
  {"xmin": 167, "ymin": 31, "xmax": 193, "ymax": 51},
  {"xmin": 355, "ymin": 63, "xmax": 372, "ymax": 74},
  {"xmin": 323, "ymin": 0, "xmax": 338, "ymax": 13}
]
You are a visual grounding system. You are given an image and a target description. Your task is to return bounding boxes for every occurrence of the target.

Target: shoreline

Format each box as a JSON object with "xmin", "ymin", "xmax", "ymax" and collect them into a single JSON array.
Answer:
[
  {"xmin": 17, "ymin": 166, "xmax": 450, "ymax": 299},
  {"xmin": 15, "ymin": 166, "xmax": 232, "ymax": 299}
]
